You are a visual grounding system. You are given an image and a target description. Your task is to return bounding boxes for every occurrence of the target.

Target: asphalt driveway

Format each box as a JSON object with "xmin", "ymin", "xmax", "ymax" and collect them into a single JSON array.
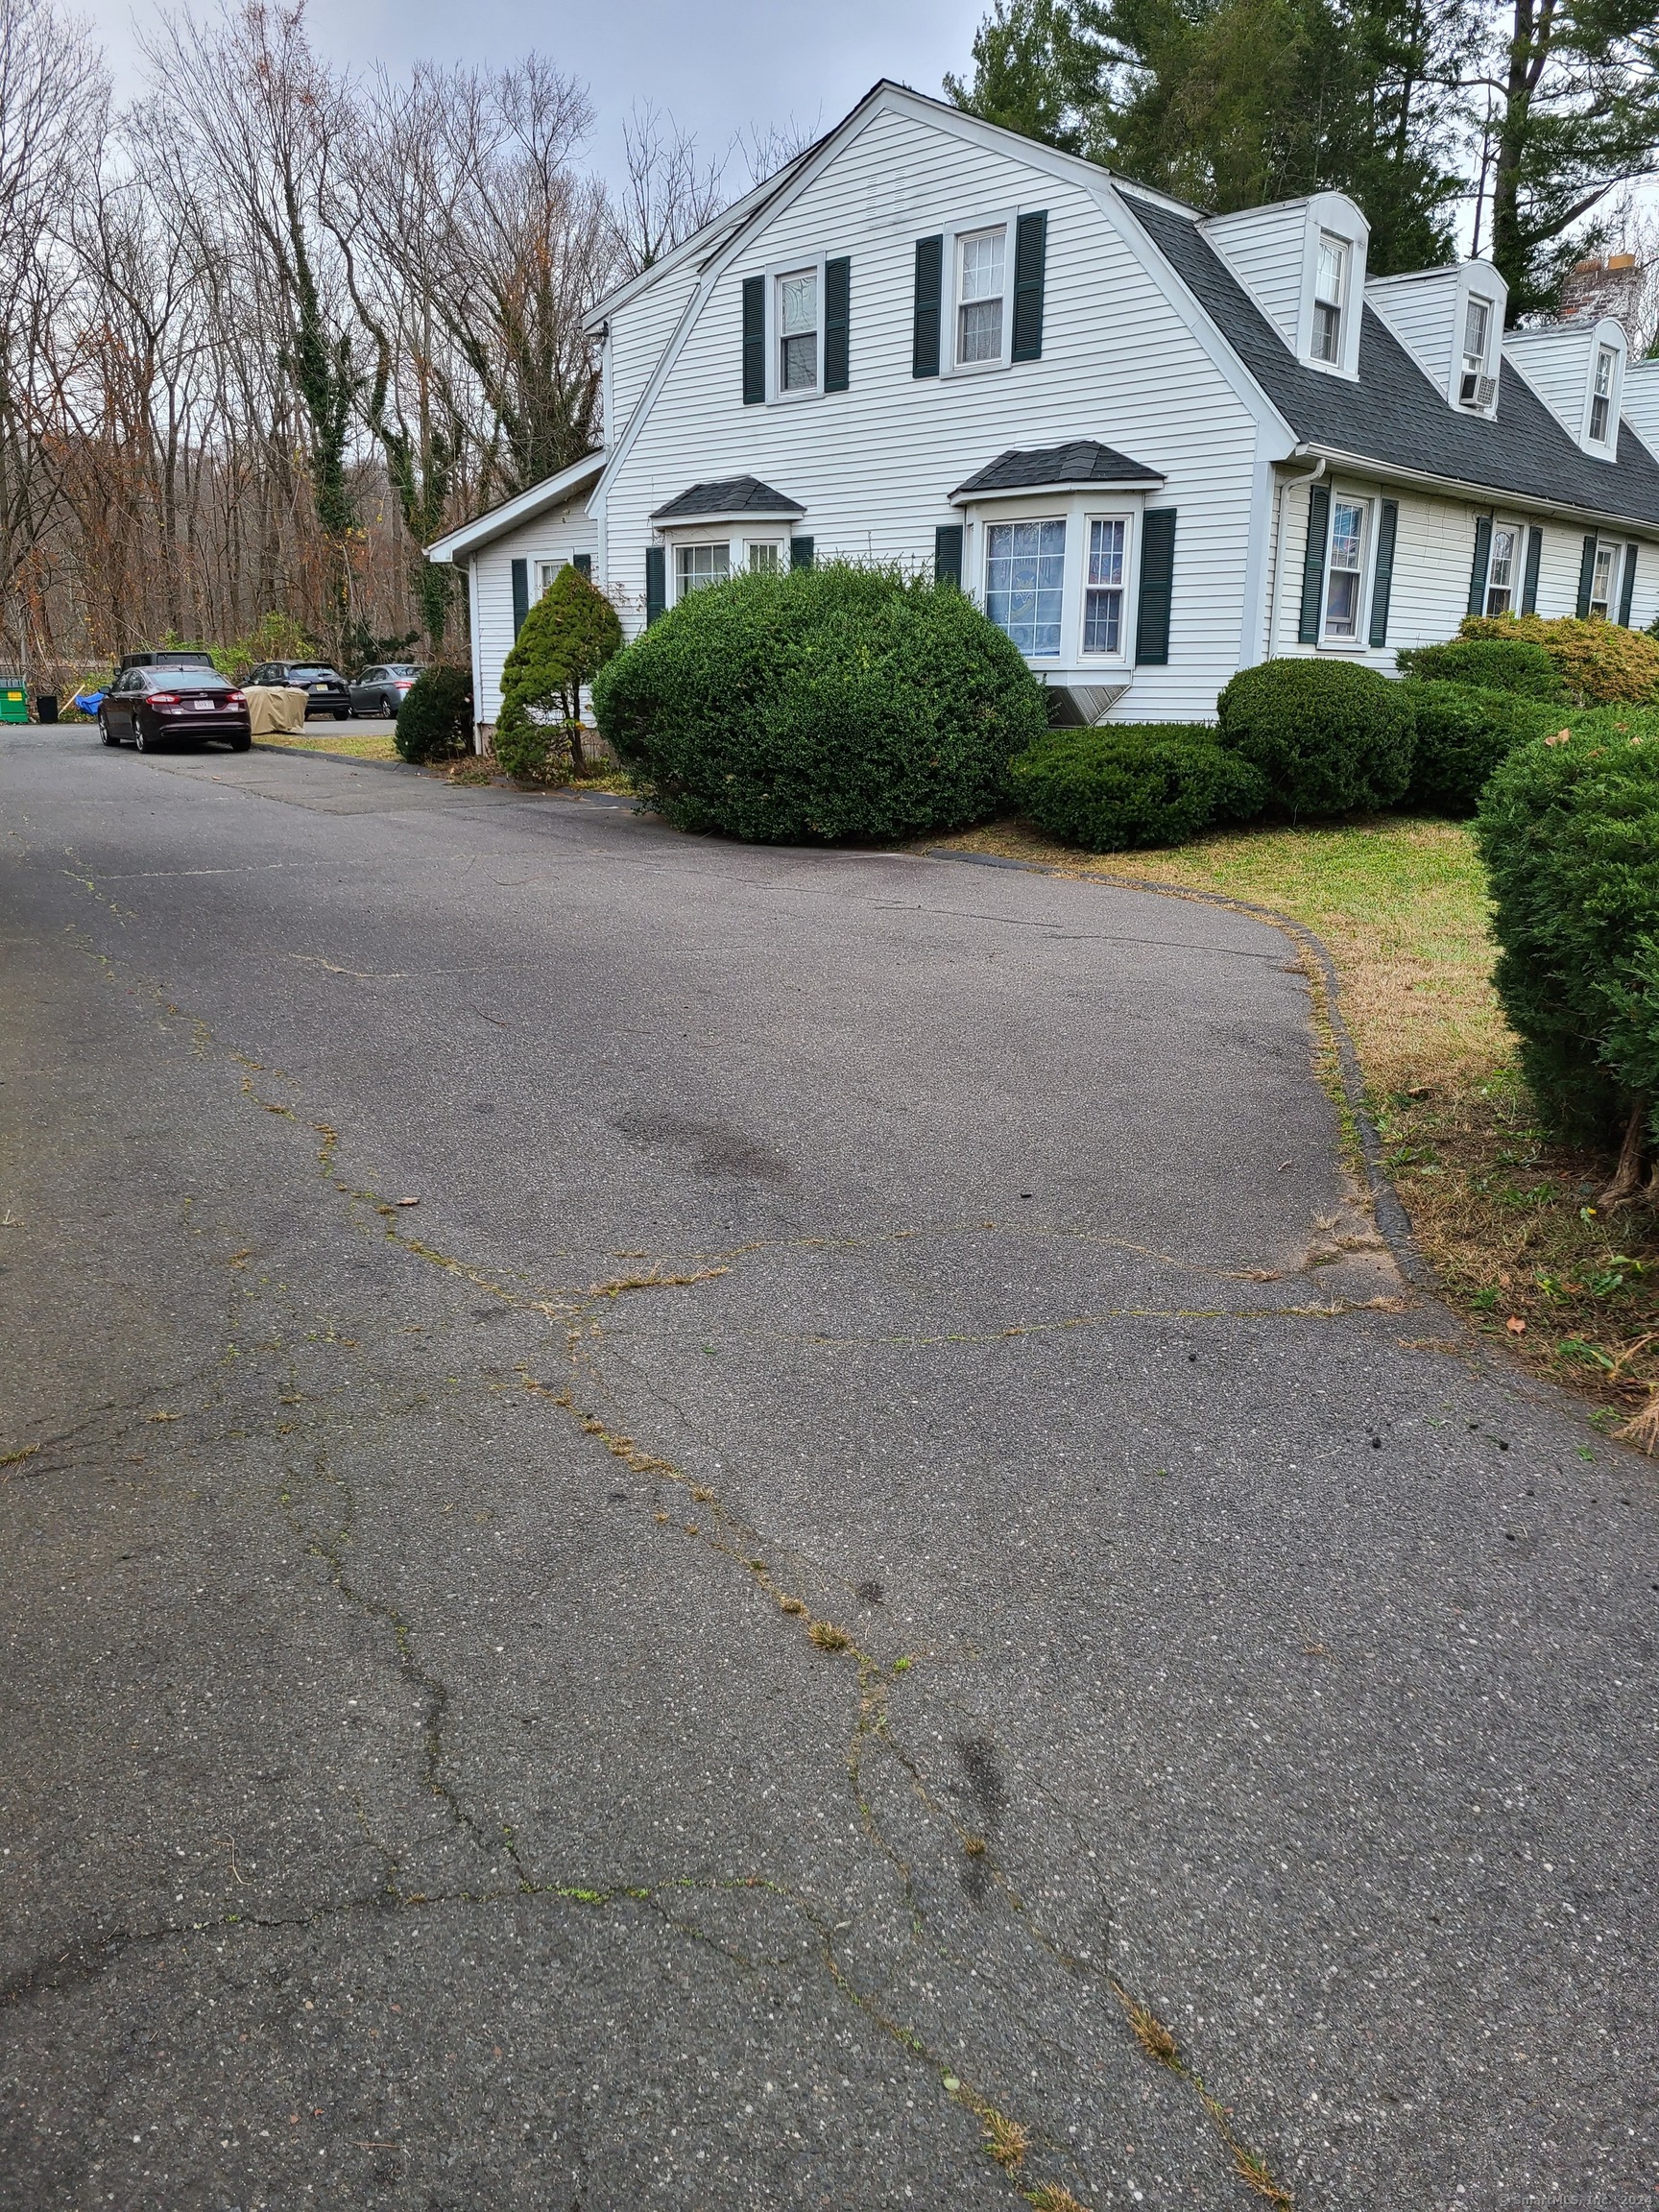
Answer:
[{"xmin": 1, "ymin": 733, "xmax": 1653, "ymax": 2211}]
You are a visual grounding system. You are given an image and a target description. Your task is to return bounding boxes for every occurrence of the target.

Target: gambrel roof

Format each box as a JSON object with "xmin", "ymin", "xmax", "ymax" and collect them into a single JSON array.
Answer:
[{"xmin": 1124, "ymin": 193, "xmax": 1659, "ymax": 531}]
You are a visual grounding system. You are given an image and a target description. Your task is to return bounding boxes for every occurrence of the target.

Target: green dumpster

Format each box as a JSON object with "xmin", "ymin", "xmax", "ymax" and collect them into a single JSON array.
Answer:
[{"xmin": 0, "ymin": 684, "xmax": 26, "ymax": 723}]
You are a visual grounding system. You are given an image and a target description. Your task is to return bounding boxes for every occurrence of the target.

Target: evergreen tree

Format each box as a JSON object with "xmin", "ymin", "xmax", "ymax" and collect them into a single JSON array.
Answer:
[{"xmin": 493, "ymin": 564, "xmax": 622, "ymax": 780}]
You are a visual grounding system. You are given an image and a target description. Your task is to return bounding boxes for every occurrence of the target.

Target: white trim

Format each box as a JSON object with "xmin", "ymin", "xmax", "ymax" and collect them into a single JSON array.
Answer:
[
  {"xmin": 765, "ymin": 253, "xmax": 829, "ymax": 403},
  {"xmin": 1316, "ymin": 484, "xmax": 1375, "ymax": 649},
  {"xmin": 1477, "ymin": 515, "xmax": 1527, "ymax": 618},
  {"xmin": 950, "ymin": 476, "xmax": 1163, "ymax": 505},
  {"xmin": 426, "ymin": 452, "xmax": 605, "ymax": 563},
  {"xmin": 942, "ymin": 210, "xmax": 1017, "ymax": 377},
  {"xmin": 651, "ymin": 507, "xmax": 804, "ymax": 531},
  {"xmin": 1290, "ymin": 442, "xmax": 1657, "ymax": 539}
]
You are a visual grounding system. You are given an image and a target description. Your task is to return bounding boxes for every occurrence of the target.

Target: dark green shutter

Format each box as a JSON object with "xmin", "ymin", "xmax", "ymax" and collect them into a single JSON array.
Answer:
[
  {"xmin": 934, "ymin": 524, "xmax": 964, "ymax": 586},
  {"xmin": 824, "ymin": 256, "xmax": 850, "ymax": 392},
  {"xmin": 1298, "ymin": 484, "xmax": 1330, "ymax": 643},
  {"xmin": 645, "ymin": 546, "xmax": 666, "ymax": 625},
  {"xmin": 1369, "ymin": 498, "xmax": 1398, "ymax": 648},
  {"xmin": 742, "ymin": 274, "xmax": 765, "ymax": 404},
  {"xmin": 1619, "ymin": 543, "xmax": 1638, "ymax": 626},
  {"xmin": 573, "ymin": 553, "xmax": 591, "ymax": 578},
  {"xmin": 1011, "ymin": 211, "xmax": 1046, "ymax": 363},
  {"xmin": 1135, "ymin": 509, "xmax": 1176, "ymax": 665},
  {"xmin": 1575, "ymin": 533, "xmax": 1598, "ymax": 618},
  {"xmin": 790, "ymin": 536, "xmax": 814, "ymax": 570},
  {"xmin": 912, "ymin": 236, "xmax": 942, "ymax": 378},
  {"xmin": 1521, "ymin": 525, "xmax": 1543, "ymax": 614},
  {"xmin": 1468, "ymin": 515, "xmax": 1493, "ymax": 616},
  {"xmin": 511, "ymin": 558, "xmax": 528, "ymax": 637}
]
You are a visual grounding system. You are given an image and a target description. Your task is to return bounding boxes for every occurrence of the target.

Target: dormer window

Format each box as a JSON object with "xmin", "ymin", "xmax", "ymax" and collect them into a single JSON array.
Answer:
[
  {"xmin": 1591, "ymin": 346, "xmax": 1615, "ymax": 443},
  {"xmin": 1460, "ymin": 297, "xmax": 1496, "ymax": 406},
  {"xmin": 1312, "ymin": 234, "xmax": 1348, "ymax": 363}
]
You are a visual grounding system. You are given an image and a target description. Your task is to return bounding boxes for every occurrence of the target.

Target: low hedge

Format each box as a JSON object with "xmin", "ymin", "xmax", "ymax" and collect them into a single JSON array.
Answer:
[
  {"xmin": 1011, "ymin": 725, "xmax": 1266, "ymax": 851},
  {"xmin": 591, "ymin": 562, "xmax": 1046, "ymax": 842},
  {"xmin": 1395, "ymin": 636, "xmax": 1560, "ymax": 698},
  {"xmin": 395, "ymin": 664, "xmax": 473, "ymax": 763},
  {"xmin": 1459, "ymin": 612, "xmax": 1659, "ymax": 706},
  {"xmin": 1215, "ymin": 658, "xmax": 1414, "ymax": 815},
  {"xmin": 1401, "ymin": 680, "xmax": 1564, "ymax": 815},
  {"xmin": 1475, "ymin": 723, "xmax": 1659, "ymax": 1151}
]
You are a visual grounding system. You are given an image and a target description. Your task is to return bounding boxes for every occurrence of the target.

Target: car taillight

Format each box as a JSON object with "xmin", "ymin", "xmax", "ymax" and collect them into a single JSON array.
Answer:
[
  {"xmin": 149, "ymin": 690, "xmax": 179, "ymax": 705},
  {"xmin": 227, "ymin": 690, "xmax": 245, "ymax": 705},
  {"xmin": 397, "ymin": 680, "xmax": 416, "ymax": 690}
]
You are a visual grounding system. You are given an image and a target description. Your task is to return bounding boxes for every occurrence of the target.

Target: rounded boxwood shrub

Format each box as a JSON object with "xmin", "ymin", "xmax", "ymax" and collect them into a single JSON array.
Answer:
[
  {"xmin": 1400, "ymin": 680, "xmax": 1563, "ymax": 815},
  {"xmin": 1475, "ymin": 724, "xmax": 1659, "ymax": 1153},
  {"xmin": 494, "ymin": 563, "xmax": 623, "ymax": 780},
  {"xmin": 1394, "ymin": 636, "xmax": 1560, "ymax": 699},
  {"xmin": 590, "ymin": 562, "xmax": 1046, "ymax": 842},
  {"xmin": 395, "ymin": 664, "xmax": 473, "ymax": 763},
  {"xmin": 1214, "ymin": 658, "xmax": 1414, "ymax": 816},
  {"xmin": 1011, "ymin": 724, "xmax": 1267, "ymax": 851}
]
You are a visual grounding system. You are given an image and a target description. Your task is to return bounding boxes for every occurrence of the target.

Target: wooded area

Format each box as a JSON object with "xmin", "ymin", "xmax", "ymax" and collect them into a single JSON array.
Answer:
[
  {"xmin": 948, "ymin": 0, "xmax": 1659, "ymax": 308},
  {"xmin": 7, "ymin": 0, "xmax": 1656, "ymax": 698},
  {"xmin": 1, "ymin": 0, "xmax": 767, "ymax": 696}
]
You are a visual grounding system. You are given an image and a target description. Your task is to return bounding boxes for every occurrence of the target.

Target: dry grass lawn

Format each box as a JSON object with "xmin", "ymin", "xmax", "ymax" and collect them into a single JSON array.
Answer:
[
  {"xmin": 936, "ymin": 813, "xmax": 1659, "ymax": 1431},
  {"xmin": 255, "ymin": 731, "xmax": 400, "ymax": 760}
]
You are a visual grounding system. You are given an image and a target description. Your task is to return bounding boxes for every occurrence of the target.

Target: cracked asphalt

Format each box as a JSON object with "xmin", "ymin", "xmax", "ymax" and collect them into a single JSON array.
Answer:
[{"xmin": 2, "ymin": 732, "xmax": 1655, "ymax": 2212}]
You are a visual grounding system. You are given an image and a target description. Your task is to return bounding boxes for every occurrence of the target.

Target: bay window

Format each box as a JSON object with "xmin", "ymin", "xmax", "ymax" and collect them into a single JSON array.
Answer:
[
  {"xmin": 985, "ymin": 518, "xmax": 1065, "ymax": 656},
  {"xmin": 1082, "ymin": 519, "xmax": 1127, "ymax": 655},
  {"xmin": 675, "ymin": 542, "xmax": 730, "ymax": 597}
]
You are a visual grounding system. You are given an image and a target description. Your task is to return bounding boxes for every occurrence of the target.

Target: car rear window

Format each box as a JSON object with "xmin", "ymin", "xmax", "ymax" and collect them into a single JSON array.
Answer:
[
  {"xmin": 384, "ymin": 664, "xmax": 421, "ymax": 677},
  {"xmin": 151, "ymin": 667, "xmax": 230, "ymax": 690},
  {"xmin": 290, "ymin": 665, "xmax": 340, "ymax": 682}
]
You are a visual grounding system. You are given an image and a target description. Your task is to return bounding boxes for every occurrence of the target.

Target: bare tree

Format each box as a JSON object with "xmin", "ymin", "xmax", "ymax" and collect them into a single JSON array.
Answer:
[{"xmin": 612, "ymin": 100, "xmax": 731, "ymax": 276}]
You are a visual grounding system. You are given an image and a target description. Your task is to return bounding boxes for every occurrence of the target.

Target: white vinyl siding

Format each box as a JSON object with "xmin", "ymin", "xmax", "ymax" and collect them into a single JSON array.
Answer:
[
  {"xmin": 599, "ymin": 103, "xmax": 1267, "ymax": 720},
  {"xmin": 467, "ymin": 493, "xmax": 601, "ymax": 725},
  {"xmin": 1202, "ymin": 204, "xmax": 1312, "ymax": 354}
]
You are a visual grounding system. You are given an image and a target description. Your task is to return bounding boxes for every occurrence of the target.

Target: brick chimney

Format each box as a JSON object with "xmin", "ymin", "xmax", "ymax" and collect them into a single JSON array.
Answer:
[{"xmin": 1559, "ymin": 252, "xmax": 1644, "ymax": 346}]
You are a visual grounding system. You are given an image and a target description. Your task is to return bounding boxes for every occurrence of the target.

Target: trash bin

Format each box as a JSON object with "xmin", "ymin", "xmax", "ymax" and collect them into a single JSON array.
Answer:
[
  {"xmin": 36, "ymin": 692, "xmax": 57, "ymax": 724},
  {"xmin": 0, "ymin": 685, "xmax": 27, "ymax": 723}
]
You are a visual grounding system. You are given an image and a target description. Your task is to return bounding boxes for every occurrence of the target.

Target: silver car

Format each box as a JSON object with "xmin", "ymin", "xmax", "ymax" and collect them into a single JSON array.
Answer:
[{"xmin": 349, "ymin": 663, "xmax": 425, "ymax": 718}]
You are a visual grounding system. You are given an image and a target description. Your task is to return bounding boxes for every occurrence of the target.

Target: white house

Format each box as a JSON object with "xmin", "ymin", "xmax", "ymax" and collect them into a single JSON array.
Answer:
[{"xmin": 427, "ymin": 80, "xmax": 1659, "ymax": 740}]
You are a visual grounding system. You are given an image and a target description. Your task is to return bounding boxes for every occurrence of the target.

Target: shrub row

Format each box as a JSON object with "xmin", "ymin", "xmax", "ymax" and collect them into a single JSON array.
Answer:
[
  {"xmin": 1458, "ymin": 611, "xmax": 1659, "ymax": 705},
  {"xmin": 1475, "ymin": 720, "xmax": 1659, "ymax": 1158}
]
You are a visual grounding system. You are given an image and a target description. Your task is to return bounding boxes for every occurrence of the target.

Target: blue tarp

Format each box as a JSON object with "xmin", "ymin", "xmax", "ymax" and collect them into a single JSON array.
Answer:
[{"xmin": 72, "ymin": 689, "xmax": 105, "ymax": 715}]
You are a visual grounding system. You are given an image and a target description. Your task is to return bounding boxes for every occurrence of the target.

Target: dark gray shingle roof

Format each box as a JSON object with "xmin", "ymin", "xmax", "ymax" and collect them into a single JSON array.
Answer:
[
  {"xmin": 1126, "ymin": 195, "xmax": 1659, "ymax": 530},
  {"xmin": 650, "ymin": 475, "xmax": 804, "ymax": 521},
  {"xmin": 950, "ymin": 440, "xmax": 1164, "ymax": 498}
]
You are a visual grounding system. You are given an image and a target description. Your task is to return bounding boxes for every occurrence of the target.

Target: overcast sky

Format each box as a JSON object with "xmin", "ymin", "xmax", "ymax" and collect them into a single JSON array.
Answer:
[{"xmin": 77, "ymin": 0, "xmax": 988, "ymax": 180}]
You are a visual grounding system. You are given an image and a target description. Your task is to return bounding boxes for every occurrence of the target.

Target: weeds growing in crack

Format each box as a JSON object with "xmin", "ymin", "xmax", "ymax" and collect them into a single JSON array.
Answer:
[{"xmin": 52, "ymin": 922, "xmax": 1301, "ymax": 2212}]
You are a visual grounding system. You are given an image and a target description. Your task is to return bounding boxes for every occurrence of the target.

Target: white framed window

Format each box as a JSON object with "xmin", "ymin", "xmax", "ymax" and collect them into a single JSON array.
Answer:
[
  {"xmin": 1590, "ymin": 346, "xmax": 1616, "ymax": 444},
  {"xmin": 1081, "ymin": 517, "xmax": 1128, "ymax": 656},
  {"xmin": 1322, "ymin": 495, "xmax": 1369, "ymax": 641},
  {"xmin": 1483, "ymin": 522, "xmax": 1522, "ymax": 615},
  {"xmin": 1589, "ymin": 540, "xmax": 1619, "ymax": 619},
  {"xmin": 1460, "ymin": 296, "xmax": 1495, "ymax": 405},
  {"xmin": 957, "ymin": 228, "xmax": 1006, "ymax": 364},
  {"xmin": 777, "ymin": 267, "xmax": 819, "ymax": 394},
  {"xmin": 675, "ymin": 541, "xmax": 730, "ymax": 598},
  {"xmin": 1312, "ymin": 233, "xmax": 1348, "ymax": 365},
  {"xmin": 534, "ymin": 560, "xmax": 559, "ymax": 597},
  {"xmin": 985, "ymin": 518, "xmax": 1065, "ymax": 656},
  {"xmin": 746, "ymin": 541, "xmax": 781, "ymax": 573}
]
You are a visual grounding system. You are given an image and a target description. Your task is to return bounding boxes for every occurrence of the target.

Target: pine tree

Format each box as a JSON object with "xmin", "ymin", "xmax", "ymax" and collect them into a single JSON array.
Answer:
[{"xmin": 493, "ymin": 565, "xmax": 623, "ymax": 780}]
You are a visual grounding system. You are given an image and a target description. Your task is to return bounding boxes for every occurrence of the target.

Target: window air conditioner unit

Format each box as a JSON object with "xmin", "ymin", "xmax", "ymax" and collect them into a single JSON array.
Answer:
[{"xmin": 1460, "ymin": 372, "xmax": 1498, "ymax": 407}]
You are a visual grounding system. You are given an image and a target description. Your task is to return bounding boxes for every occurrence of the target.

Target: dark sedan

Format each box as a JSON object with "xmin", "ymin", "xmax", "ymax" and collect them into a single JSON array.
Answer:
[
  {"xmin": 99, "ymin": 666, "xmax": 251, "ymax": 753},
  {"xmin": 246, "ymin": 661, "xmax": 353, "ymax": 718},
  {"xmin": 349, "ymin": 662, "xmax": 424, "ymax": 718}
]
